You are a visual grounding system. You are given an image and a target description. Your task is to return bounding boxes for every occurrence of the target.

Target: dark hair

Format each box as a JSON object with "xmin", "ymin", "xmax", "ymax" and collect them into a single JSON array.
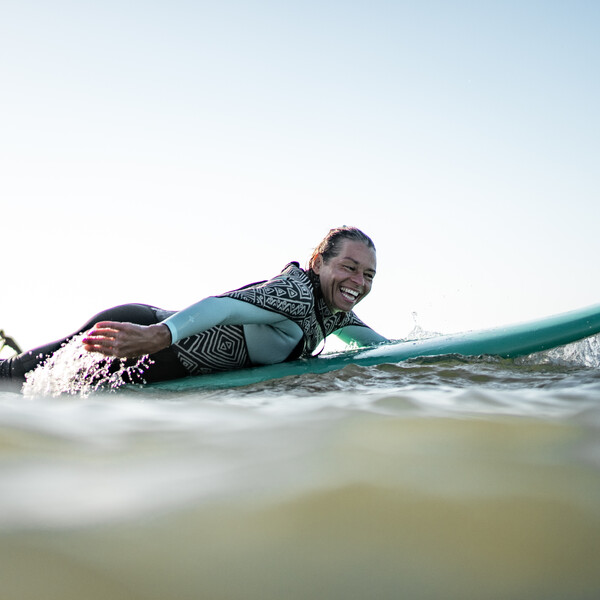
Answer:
[{"xmin": 308, "ymin": 226, "xmax": 376, "ymax": 269}]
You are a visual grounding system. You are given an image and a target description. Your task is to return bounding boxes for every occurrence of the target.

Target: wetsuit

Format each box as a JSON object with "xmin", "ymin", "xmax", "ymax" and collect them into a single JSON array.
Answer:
[
  {"xmin": 165, "ymin": 262, "xmax": 384, "ymax": 374},
  {"xmin": 0, "ymin": 304, "xmax": 188, "ymax": 384},
  {"xmin": 0, "ymin": 263, "xmax": 385, "ymax": 383}
]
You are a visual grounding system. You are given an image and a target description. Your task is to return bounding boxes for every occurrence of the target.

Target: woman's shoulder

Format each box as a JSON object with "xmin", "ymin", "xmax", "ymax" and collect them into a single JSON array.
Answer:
[
  {"xmin": 279, "ymin": 262, "xmax": 310, "ymax": 283},
  {"xmin": 220, "ymin": 262, "xmax": 315, "ymax": 318},
  {"xmin": 262, "ymin": 262, "xmax": 315, "ymax": 312}
]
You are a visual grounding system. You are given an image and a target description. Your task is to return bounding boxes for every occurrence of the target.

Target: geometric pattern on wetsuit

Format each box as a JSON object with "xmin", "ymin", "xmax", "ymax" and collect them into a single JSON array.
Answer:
[
  {"xmin": 221, "ymin": 262, "xmax": 314, "ymax": 319},
  {"xmin": 220, "ymin": 262, "xmax": 368, "ymax": 358},
  {"xmin": 171, "ymin": 324, "xmax": 251, "ymax": 376}
]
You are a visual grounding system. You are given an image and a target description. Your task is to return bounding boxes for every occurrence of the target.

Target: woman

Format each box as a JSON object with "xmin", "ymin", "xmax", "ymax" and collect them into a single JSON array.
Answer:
[{"xmin": 1, "ymin": 226, "xmax": 387, "ymax": 384}]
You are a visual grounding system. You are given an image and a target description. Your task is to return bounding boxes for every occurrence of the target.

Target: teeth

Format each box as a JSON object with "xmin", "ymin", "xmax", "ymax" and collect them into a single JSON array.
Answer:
[{"xmin": 340, "ymin": 287, "xmax": 359, "ymax": 299}]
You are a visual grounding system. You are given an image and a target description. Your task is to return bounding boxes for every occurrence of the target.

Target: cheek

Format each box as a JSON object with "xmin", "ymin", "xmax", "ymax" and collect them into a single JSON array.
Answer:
[{"xmin": 322, "ymin": 269, "xmax": 337, "ymax": 286}]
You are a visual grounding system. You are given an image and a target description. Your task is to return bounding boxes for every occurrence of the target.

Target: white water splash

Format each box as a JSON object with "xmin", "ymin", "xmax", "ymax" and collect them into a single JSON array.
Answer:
[
  {"xmin": 518, "ymin": 333, "xmax": 600, "ymax": 368},
  {"xmin": 407, "ymin": 311, "xmax": 441, "ymax": 341},
  {"xmin": 22, "ymin": 334, "xmax": 152, "ymax": 398}
]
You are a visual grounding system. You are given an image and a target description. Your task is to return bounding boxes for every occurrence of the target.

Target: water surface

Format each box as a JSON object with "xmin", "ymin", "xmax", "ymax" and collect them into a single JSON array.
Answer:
[{"xmin": 1, "ymin": 341, "xmax": 600, "ymax": 600}]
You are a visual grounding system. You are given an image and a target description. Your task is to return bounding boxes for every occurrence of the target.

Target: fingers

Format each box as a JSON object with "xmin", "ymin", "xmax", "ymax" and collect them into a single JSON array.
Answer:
[
  {"xmin": 82, "ymin": 332, "xmax": 120, "ymax": 357},
  {"xmin": 89, "ymin": 321, "xmax": 133, "ymax": 334},
  {"xmin": 84, "ymin": 321, "xmax": 139, "ymax": 341},
  {"xmin": 82, "ymin": 342, "xmax": 115, "ymax": 357},
  {"xmin": 82, "ymin": 321, "xmax": 137, "ymax": 358},
  {"xmin": 81, "ymin": 321, "xmax": 160, "ymax": 358}
]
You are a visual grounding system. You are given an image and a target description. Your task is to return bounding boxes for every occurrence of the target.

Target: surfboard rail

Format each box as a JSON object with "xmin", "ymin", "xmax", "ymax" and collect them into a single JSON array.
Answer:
[{"xmin": 151, "ymin": 303, "xmax": 600, "ymax": 391}]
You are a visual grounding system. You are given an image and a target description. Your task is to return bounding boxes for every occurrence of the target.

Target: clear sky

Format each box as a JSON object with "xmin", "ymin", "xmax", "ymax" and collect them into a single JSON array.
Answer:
[{"xmin": 2, "ymin": 0, "xmax": 599, "ymax": 350}]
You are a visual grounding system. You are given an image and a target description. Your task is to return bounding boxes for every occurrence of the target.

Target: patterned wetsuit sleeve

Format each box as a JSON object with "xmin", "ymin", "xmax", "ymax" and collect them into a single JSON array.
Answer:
[{"xmin": 163, "ymin": 297, "xmax": 291, "ymax": 344}]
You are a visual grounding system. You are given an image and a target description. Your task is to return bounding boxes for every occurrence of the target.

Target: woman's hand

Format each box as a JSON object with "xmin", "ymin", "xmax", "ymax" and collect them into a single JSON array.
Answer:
[{"xmin": 82, "ymin": 322, "xmax": 172, "ymax": 358}]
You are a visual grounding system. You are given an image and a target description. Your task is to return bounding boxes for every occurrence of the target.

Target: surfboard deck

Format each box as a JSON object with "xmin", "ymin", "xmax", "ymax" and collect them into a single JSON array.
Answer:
[{"xmin": 151, "ymin": 303, "xmax": 600, "ymax": 391}]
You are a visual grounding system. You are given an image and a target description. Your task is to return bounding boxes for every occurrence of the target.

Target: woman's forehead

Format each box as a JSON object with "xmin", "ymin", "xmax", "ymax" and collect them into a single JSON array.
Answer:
[{"xmin": 335, "ymin": 240, "xmax": 377, "ymax": 269}]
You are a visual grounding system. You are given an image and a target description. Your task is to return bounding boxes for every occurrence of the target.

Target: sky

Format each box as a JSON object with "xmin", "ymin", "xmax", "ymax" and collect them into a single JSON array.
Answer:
[{"xmin": 2, "ymin": 0, "xmax": 599, "ymax": 351}]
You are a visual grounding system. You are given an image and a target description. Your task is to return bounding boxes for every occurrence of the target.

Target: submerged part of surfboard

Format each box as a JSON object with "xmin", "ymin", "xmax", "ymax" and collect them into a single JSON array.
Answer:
[{"xmin": 151, "ymin": 303, "xmax": 600, "ymax": 391}]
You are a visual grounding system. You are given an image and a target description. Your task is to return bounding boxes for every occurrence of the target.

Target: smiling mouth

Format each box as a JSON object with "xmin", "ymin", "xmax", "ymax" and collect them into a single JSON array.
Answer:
[{"xmin": 340, "ymin": 286, "xmax": 360, "ymax": 303}]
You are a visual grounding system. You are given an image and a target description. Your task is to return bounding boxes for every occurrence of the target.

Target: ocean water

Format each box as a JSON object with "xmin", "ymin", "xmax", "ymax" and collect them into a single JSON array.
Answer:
[{"xmin": 2, "ymin": 338, "xmax": 600, "ymax": 600}]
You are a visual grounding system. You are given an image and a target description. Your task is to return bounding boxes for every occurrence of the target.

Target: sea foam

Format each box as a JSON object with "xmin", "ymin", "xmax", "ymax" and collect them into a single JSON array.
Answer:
[{"xmin": 22, "ymin": 334, "xmax": 151, "ymax": 398}]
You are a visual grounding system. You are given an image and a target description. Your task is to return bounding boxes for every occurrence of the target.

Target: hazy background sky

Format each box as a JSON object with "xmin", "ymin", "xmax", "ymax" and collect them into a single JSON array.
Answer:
[{"xmin": 2, "ymin": 0, "xmax": 599, "ymax": 350}]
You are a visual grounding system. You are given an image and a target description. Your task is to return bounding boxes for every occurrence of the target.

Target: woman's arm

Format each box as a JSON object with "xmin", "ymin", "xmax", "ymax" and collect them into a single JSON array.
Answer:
[
  {"xmin": 163, "ymin": 297, "xmax": 288, "ymax": 344},
  {"xmin": 82, "ymin": 297, "xmax": 289, "ymax": 358},
  {"xmin": 332, "ymin": 325, "xmax": 388, "ymax": 347}
]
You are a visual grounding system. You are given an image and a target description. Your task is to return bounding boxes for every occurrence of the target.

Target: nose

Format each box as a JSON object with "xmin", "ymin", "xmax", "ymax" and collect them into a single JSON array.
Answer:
[{"xmin": 351, "ymin": 271, "xmax": 365, "ymax": 287}]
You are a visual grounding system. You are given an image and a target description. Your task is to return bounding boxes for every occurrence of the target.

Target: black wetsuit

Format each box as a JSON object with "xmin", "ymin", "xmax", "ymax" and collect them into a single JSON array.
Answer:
[
  {"xmin": 0, "ymin": 304, "xmax": 187, "ymax": 383},
  {"xmin": 1, "ymin": 263, "xmax": 384, "ymax": 384}
]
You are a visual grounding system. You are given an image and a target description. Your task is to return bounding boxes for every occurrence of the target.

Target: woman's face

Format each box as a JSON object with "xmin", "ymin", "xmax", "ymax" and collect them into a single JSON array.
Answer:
[{"xmin": 312, "ymin": 239, "xmax": 377, "ymax": 313}]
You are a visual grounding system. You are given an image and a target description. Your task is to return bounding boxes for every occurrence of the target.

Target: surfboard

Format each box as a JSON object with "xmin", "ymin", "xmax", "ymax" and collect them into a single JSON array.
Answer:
[{"xmin": 152, "ymin": 303, "xmax": 600, "ymax": 391}]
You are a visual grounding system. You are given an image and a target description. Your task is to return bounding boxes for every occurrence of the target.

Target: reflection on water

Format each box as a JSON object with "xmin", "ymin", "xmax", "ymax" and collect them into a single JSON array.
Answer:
[{"xmin": 2, "ymin": 346, "xmax": 600, "ymax": 599}]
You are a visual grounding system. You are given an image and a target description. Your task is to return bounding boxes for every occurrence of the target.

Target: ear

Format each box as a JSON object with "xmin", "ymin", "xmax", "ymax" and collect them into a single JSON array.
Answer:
[
  {"xmin": 312, "ymin": 254, "xmax": 323, "ymax": 274},
  {"xmin": 312, "ymin": 254, "xmax": 323, "ymax": 275}
]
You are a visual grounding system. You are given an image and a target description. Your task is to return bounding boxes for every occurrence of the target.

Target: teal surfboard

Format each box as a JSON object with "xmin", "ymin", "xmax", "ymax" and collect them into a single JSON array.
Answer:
[{"xmin": 152, "ymin": 303, "xmax": 600, "ymax": 391}]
